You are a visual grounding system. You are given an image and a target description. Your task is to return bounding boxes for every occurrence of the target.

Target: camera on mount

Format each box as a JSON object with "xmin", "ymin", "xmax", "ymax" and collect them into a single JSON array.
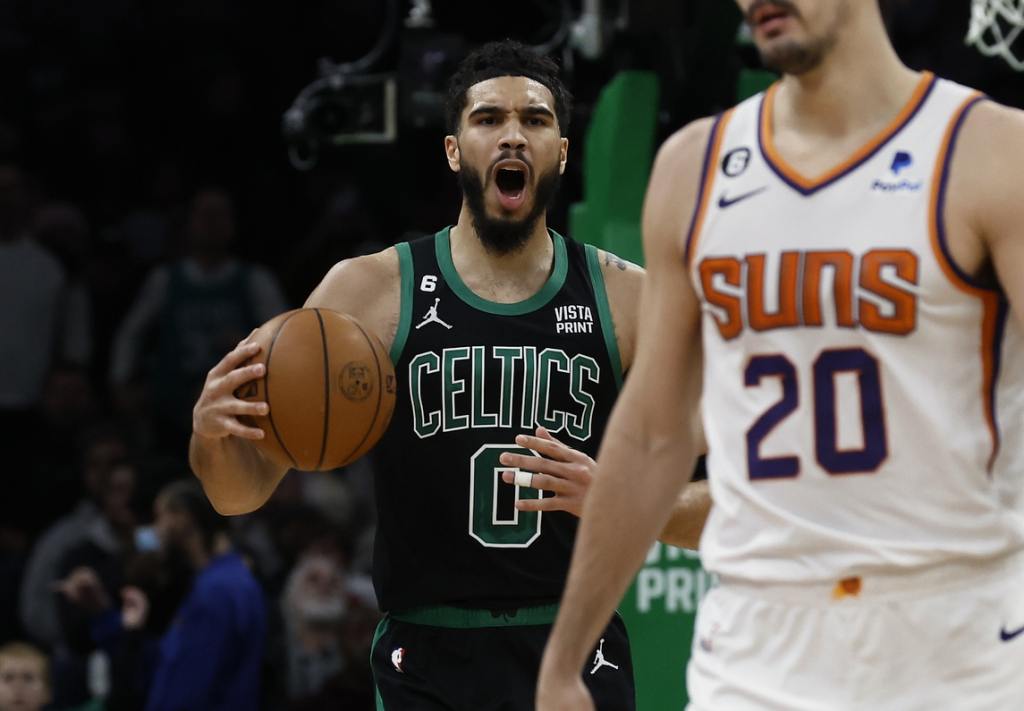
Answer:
[{"xmin": 282, "ymin": 68, "xmax": 397, "ymax": 170}]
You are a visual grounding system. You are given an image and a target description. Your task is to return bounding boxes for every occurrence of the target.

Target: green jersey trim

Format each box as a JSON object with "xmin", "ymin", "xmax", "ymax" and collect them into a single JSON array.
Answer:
[
  {"xmin": 389, "ymin": 242, "xmax": 414, "ymax": 364},
  {"xmin": 390, "ymin": 603, "xmax": 560, "ymax": 628},
  {"xmin": 370, "ymin": 615, "xmax": 391, "ymax": 711},
  {"xmin": 435, "ymin": 226, "xmax": 569, "ymax": 315},
  {"xmin": 585, "ymin": 244, "xmax": 624, "ymax": 389}
]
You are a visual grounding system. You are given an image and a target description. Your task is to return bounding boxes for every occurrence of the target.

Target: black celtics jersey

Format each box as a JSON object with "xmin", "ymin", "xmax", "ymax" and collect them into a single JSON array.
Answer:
[{"xmin": 373, "ymin": 227, "xmax": 623, "ymax": 612}]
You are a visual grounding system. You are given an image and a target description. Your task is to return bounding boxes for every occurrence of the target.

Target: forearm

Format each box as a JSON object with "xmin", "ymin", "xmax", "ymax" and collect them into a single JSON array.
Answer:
[
  {"xmin": 658, "ymin": 479, "xmax": 711, "ymax": 550},
  {"xmin": 189, "ymin": 433, "xmax": 286, "ymax": 515},
  {"xmin": 545, "ymin": 401, "xmax": 697, "ymax": 673}
]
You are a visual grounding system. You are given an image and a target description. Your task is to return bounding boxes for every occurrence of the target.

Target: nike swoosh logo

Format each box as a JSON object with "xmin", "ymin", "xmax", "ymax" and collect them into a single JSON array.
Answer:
[
  {"xmin": 718, "ymin": 187, "xmax": 767, "ymax": 209},
  {"xmin": 1000, "ymin": 624, "xmax": 1024, "ymax": 642}
]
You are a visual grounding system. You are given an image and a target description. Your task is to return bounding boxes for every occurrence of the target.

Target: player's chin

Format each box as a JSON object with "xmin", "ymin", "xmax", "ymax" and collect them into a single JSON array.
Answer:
[
  {"xmin": 485, "ymin": 202, "xmax": 531, "ymax": 224},
  {"xmin": 753, "ymin": 21, "xmax": 807, "ymax": 51}
]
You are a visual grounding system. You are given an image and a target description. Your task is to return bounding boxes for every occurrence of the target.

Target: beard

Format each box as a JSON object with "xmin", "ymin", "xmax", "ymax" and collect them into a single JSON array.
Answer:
[
  {"xmin": 749, "ymin": 0, "xmax": 843, "ymax": 76},
  {"xmin": 458, "ymin": 152, "xmax": 561, "ymax": 256},
  {"xmin": 759, "ymin": 35, "xmax": 836, "ymax": 75}
]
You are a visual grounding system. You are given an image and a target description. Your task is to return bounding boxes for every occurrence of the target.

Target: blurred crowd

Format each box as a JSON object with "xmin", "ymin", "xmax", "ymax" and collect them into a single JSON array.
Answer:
[{"xmin": 0, "ymin": 159, "xmax": 387, "ymax": 710}]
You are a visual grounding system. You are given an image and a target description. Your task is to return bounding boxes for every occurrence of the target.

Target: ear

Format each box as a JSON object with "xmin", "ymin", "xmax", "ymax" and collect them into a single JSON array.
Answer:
[
  {"xmin": 444, "ymin": 135, "xmax": 461, "ymax": 173},
  {"xmin": 558, "ymin": 137, "xmax": 569, "ymax": 175}
]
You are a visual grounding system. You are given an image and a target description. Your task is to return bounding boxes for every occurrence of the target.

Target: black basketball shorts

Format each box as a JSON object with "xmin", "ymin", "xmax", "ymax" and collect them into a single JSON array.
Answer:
[{"xmin": 370, "ymin": 604, "xmax": 636, "ymax": 710}]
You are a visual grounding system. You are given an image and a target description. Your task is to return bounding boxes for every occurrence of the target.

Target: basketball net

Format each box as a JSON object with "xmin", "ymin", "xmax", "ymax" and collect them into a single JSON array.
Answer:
[{"xmin": 966, "ymin": 0, "xmax": 1024, "ymax": 70}]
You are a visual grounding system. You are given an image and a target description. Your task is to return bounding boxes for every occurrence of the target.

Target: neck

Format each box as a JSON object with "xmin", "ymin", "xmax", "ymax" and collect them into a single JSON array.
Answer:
[
  {"xmin": 775, "ymin": 11, "xmax": 919, "ymax": 136},
  {"xmin": 449, "ymin": 204, "xmax": 554, "ymax": 288}
]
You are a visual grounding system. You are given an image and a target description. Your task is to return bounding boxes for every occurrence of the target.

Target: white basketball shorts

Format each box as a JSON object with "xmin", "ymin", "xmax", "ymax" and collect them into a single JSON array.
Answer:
[{"xmin": 686, "ymin": 552, "xmax": 1024, "ymax": 710}]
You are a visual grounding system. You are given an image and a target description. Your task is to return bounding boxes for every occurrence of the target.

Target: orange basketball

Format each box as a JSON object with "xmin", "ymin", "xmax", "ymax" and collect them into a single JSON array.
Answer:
[{"xmin": 237, "ymin": 308, "xmax": 396, "ymax": 471}]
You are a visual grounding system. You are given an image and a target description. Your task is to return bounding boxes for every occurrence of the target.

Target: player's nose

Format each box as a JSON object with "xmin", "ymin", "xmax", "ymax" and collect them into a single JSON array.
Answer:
[{"xmin": 498, "ymin": 120, "xmax": 527, "ymax": 152}]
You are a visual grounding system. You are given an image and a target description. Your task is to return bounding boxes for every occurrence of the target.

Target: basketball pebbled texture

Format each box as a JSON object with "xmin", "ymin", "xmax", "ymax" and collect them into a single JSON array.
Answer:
[{"xmin": 237, "ymin": 308, "xmax": 396, "ymax": 471}]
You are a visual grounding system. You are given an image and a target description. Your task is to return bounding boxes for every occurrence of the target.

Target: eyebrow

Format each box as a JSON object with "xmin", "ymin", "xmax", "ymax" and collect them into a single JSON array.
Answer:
[{"xmin": 467, "ymin": 104, "xmax": 556, "ymax": 120}]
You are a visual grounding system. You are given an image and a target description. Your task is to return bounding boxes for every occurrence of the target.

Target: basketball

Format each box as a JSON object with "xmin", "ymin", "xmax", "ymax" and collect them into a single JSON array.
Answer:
[{"xmin": 236, "ymin": 308, "xmax": 396, "ymax": 471}]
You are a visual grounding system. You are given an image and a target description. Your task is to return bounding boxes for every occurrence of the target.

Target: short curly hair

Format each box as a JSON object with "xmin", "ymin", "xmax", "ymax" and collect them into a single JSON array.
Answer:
[{"xmin": 445, "ymin": 40, "xmax": 573, "ymax": 136}]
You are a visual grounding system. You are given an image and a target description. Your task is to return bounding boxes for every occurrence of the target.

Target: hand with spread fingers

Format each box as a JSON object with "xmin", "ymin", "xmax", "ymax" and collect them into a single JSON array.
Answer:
[
  {"xmin": 55, "ymin": 566, "xmax": 112, "ymax": 615},
  {"xmin": 499, "ymin": 427, "xmax": 595, "ymax": 518},
  {"xmin": 121, "ymin": 586, "xmax": 150, "ymax": 631},
  {"xmin": 192, "ymin": 330, "xmax": 271, "ymax": 442}
]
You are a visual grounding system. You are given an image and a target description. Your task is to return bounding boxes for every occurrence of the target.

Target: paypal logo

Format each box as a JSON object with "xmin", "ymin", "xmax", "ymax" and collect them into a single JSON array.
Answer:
[
  {"xmin": 873, "ymin": 150, "xmax": 922, "ymax": 193},
  {"xmin": 890, "ymin": 151, "xmax": 913, "ymax": 175}
]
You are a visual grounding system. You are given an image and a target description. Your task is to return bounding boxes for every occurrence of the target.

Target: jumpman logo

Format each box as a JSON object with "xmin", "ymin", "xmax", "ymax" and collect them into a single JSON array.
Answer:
[
  {"xmin": 416, "ymin": 298, "xmax": 452, "ymax": 330},
  {"xmin": 589, "ymin": 638, "xmax": 619, "ymax": 675}
]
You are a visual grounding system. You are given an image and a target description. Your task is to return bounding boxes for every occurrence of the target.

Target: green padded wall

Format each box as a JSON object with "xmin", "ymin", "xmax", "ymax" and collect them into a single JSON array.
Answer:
[{"xmin": 569, "ymin": 71, "xmax": 658, "ymax": 265}]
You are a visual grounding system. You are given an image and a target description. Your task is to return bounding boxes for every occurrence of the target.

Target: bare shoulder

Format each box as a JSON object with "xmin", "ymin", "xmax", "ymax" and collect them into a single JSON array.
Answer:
[
  {"xmin": 949, "ymin": 100, "xmax": 1024, "ymax": 248},
  {"xmin": 595, "ymin": 249, "xmax": 644, "ymax": 371},
  {"xmin": 653, "ymin": 116, "xmax": 718, "ymax": 176},
  {"xmin": 644, "ymin": 117, "xmax": 718, "ymax": 259},
  {"xmin": 954, "ymin": 100, "xmax": 1024, "ymax": 183},
  {"xmin": 596, "ymin": 249, "xmax": 644, "ymax": 285},
  {"xmin": 958, "ymin": 99, "xmax": 1024, "ymax": 143},
  {"xmin": 305, "ymin": 246, "xmax": 401, "ymax": 350},
  {"xmin": 596, "ymin": 248, "xmax": 644, "ymax": 318}
]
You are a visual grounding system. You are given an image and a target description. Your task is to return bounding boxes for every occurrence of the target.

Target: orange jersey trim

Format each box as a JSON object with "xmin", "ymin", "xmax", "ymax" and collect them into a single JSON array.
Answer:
[
  {"xmin": 928, "ymin": 90, "xmax": 1003, "ymax": 470},
  {"xmin": 760, "ymin": 72, "xmax": 935, "ymax": 193}
]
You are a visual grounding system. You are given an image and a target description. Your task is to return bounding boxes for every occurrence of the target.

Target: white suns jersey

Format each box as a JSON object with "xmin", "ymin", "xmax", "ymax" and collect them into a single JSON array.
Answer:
[{"xmin": 690, "ymin": 73, "xmax": 1024, "ymax": 583}]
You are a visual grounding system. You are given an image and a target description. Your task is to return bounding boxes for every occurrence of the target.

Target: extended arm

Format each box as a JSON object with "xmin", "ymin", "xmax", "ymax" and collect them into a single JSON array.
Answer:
[
  {"xmin": 190, "ymin": 249, "xmax": 399, "ymax": 515},
  {"xmin": 536, "ymin": 118, "xmax": 713, "ymax": 709}
]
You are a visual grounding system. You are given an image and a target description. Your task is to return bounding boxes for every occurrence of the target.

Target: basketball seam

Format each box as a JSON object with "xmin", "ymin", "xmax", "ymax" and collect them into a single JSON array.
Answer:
[
  {"xmin": 265, "ymin": 311, "xmax": 301, "ymax": 470},
  {"xmin": 343, "ymin": 317, "xmax": 385, "ymax": 464},
  {"xmin": 313, "ymin": 308, "xmax": 330, "ymax": 471}
]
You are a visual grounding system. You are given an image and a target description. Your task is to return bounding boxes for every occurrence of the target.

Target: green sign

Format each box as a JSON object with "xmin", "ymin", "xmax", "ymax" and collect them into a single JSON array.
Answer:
[{"xmin": 619, "ymin": 543, "xmax": 716, "ymax": 709}]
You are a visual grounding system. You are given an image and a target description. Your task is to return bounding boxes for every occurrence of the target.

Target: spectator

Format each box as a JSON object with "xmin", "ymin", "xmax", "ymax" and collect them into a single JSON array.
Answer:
[
  {"xmin": 19, "ymin": 425, "xmax": 128, "ymax": 649},
  {"xmin": 33, "ymin": 202, "xmax": 94, "ymax": 373},
  {"xmin": 80, "ymin": 480, "xmax": 267, "ymax": 711},
  {"xmin": 0, "ymin": 164, "xmax": 89, "ymax": 538},
  {"xmin": 0, "ymin": 642, "xmax": 50, "ymax": 711},
  {"xmin": 279, "ymin": 549, "xmax": 379, "ymax": 710},
  {"xmin": 142, "ymin": 479, "xmax": 266, "ymax": 710},
  {"xmin": 52, "ymin": 460, "xmax": 139, "ymax": 707},
  {"xmin": 0, "ymin": 163, "xmax": 85, "ymax": 416},
  {"xmin": 280, "ymin": 551, "xmax": 348, "ymax": 702},
  {"xmin": 109, "ymin": 188, "xmax": 287, "ymax": 445}
]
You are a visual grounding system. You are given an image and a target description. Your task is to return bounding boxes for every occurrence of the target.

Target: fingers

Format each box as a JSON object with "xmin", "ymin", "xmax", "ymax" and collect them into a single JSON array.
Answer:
[
  {"xmin": 499, "ymin": 452, "xmax": 591, "ymax": 484},
  {"xmin": 232, "ymin": 399, "xmax": 270, "ymax": 417},
  {"xmin": 501, "ymin": 469, "xmax": 575, "ymax": 495},
  {"xmin": 121, "ymin": 586, "xmax": 149, "ymax": 605},
  {"xmin": 534, "ymin": 426, "xmax": 559, "ymax": 443},
  {"xmin": 514, "ymin": 496, "xmax": 577, "ymax": 513},
  {"xmin": 210, "ymin": 340, "xmax": 262, "ymax": 378},
  {"xmin": 220, "ymin": 362, "xmax": 266, "ymax": 393},
  {"xmin": 513, "ymin": 431, "xmax": 592, "ymax": 465},
  {"xmin": 223, "ymin": 419, "xmax": 266, "ymax": 441}
]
